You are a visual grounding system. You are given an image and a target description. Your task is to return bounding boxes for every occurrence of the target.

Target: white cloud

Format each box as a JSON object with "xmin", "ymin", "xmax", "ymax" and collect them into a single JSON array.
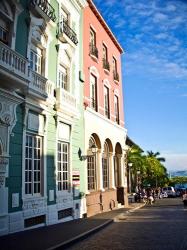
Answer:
[
  {"xmin": 154, "ymin": 33, "xmax": 168, "ymax": 40},
  {"xmin": 153, "ymin": 13, "xmax": 168, "ymax": 23},
  {"xmin": 163, "ymin": 153, "xmax": 187, "ymax": 171}
]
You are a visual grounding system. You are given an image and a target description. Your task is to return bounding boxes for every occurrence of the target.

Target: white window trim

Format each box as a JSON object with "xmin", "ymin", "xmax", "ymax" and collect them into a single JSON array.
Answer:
[
  {"xmin": 56, "ymin": 122, "xmax": 72, "ymax": 196},
  {"xmin": 22, "ymin": 110, "xmax": 47, "ymax": 200}
]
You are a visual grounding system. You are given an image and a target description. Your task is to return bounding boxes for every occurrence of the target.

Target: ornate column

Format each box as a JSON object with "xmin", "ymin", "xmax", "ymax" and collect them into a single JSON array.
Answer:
[{"xmin": 0, "ymin": 89, "xmax": 23, "ymax": 235}]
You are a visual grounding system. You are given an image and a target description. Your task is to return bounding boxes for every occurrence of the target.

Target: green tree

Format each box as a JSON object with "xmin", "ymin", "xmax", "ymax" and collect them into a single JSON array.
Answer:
[{"xmin": 147, "ymin": 151, "xmax": 166, "ymax": 162}]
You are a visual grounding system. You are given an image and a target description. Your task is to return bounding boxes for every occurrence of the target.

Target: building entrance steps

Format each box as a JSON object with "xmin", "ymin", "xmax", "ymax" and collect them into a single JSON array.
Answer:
[{"xmin": 0, "ymin": 203, "xmax": 144, "ymax": 250}]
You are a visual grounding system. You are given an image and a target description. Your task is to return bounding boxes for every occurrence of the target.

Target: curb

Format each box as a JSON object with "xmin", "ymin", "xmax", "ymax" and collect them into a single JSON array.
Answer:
[
  {"xmin": 47, "ymin": 203, "xmax": 145, "ymax": 250},
  {"xmin": 47, "ymin": 219, "xmax": 113, "ymax": 250}
]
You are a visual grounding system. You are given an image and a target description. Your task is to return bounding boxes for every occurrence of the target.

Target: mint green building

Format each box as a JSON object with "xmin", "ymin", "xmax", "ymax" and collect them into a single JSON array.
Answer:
[{"xmin": 0, "ymin": 0, "xmax": 87, "ymax": 235}]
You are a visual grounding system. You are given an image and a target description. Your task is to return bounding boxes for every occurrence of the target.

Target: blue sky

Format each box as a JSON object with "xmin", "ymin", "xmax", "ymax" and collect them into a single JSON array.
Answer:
[{"xmin": 93, "ymin": 0, "xmax": 187, "ymax": 171}]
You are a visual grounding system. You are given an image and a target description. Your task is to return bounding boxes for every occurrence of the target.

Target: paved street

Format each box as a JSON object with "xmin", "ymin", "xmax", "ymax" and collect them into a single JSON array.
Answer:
[{"xmin": 69, "ymin": 198, "xmax": 187, "ymax": 250}]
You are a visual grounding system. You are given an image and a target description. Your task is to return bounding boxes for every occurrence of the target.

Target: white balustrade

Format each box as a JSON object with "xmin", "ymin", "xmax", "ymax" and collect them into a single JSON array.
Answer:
[
  {"xmin": 30, "ymin": 70, "xmax": 48, "ymax": 97},
  {"xmin": 0, "ymin": 41, "xmax": 28, "ymax": 79},
  {"xmin": 56, "ymin": 87, "xmax": 76, "ymax": 110}
]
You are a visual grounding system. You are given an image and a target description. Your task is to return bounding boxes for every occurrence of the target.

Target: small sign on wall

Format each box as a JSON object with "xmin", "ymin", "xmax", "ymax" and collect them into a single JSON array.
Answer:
[{"xmin": 72, "ymin": 170, "xmax": 80, "ymax": 185}]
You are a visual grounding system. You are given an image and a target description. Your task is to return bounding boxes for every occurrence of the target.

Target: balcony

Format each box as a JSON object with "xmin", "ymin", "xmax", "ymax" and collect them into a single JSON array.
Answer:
[
  {"xmin": 58, "ymin": 21, "xmax": 78, "ymax": 46},
  {"xmin": 28, "ymin": 70, "xmax": 48, "ymax": 99},
  {"xmin": 55, "ymin": 87, "xmax": 77, "ymax": 118},
  {"xmin": 30, "ymin": 0, "xmax": 56, "ymax": 23},
  {"xmin": 0, "ymin": 41, "xmax": 29, "ymax": 90},
  {"xmin": 113, "ymin": 71, "xmax": 119, "ymax": 82},
  {"xmin": 89, "ymin": 43, "xmax": 98, "ymax": 59},
  {"xmin": 103, "ymin": 59, "xmax": 110, "ymax": 72}
]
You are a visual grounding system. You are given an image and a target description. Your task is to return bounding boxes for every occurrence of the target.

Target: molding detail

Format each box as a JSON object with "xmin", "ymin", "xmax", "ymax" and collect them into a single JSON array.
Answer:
[{"xmin": 0, "ymin": 89, "xmax": 23, "ymax": 134}]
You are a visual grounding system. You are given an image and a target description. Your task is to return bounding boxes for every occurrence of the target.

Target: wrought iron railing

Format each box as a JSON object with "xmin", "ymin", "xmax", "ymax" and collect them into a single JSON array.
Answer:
[
  {"xmin": 113, "ymin": 71, "xmax": 119, "ymax": 82},
  {"xmin": 58, "ymin": 21, "xmax": 78, "ymax": 45},
  {"xmin": 30, "ymin": 0, "xmax": 56, "ymax": 22},
  {"xmin": 103, "ymin": 59, "xmax": 110, "ymax": 71},
  {"xmin": 89, "ymin": 43, "xmax": 98, "ymax": 59}
]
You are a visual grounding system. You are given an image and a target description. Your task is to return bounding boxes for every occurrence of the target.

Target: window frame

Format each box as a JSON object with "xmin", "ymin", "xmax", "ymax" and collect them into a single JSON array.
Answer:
[
  {"xmin": 102, "ymin": 142, "xmax": 109, "ymax": 189},
  {"xmin": 104, "ymin": 86, "xmax": 110, "ymax": 118},
  {"xmin": 90, "ymin": 73, "xmax": 98, "ymax": 111},
  {"xmin": 57, "ymin": 140, "xmax": 70, "ymax": 192},
  {"xmin": 24, "ymin": 133, "xmax": 43, "ymax": 197},
  {"xmin": 30, "ymin": 48, "xmax": 42, "ymax": 74},
  {"xmin": 114, "ymin": 95, "xmax": 120, "ymax": 124},
  {"xmin": 87, "ymin": 137, "xmax": 97, "ymax": 192},
  {"xmin": 58, "ymin": 64, "xmax": 69, "ymax": 91}
]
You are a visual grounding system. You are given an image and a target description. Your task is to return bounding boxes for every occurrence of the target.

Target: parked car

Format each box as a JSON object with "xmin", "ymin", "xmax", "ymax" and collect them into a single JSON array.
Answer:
[
  {"xmin": 161, "ymin": 191, "xmax": 168, "ymax": 198},
  {"xmin": 162, "ymin": 187, "xmax": 176, "ymax": 197}
]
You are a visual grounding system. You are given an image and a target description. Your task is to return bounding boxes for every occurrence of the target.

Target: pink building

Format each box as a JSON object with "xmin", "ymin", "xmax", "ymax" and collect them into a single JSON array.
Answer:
[{"xmin": 83, "ymin": 0, "xmax": 128, "ymax": 217}]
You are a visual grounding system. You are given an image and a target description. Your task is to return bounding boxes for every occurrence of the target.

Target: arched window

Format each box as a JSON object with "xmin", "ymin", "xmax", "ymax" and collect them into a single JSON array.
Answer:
[
  {"xmin": 87, "ymin": 136, "xmax": 97, "ymax": 191},
  {"xmin": 102, "ymin": 141, "xmax": 109, "ymax": 189}
]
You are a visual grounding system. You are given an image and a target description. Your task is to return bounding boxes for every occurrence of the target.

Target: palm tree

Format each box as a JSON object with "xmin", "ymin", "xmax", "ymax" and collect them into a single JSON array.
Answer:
[{"xmin": 147, "ymin": 151, "xmax": 165, "ymax": 162}]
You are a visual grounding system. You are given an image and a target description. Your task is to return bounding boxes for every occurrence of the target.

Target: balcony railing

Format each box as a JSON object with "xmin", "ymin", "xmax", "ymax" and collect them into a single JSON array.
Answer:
[
  {"xmin": 89, "ymin": 43, "xmax": 98, "ymax": 59},
  {"xmin": 30, "ymin": 70, "xmax": 48, "ymax": 97},
  {"xmin": 103, "ymin": 59, "xmax": 110, "ymax": 71},
  {"xmin": 0, "ymin": 41, "xmax": 28, "ymax": 79},
  {"xmin": 30, "ymin": 0, "xmax": 56, "ymax": 22},
  {"xmin": 58, "ymin": 21, "xmax": 78, "ymax": 45},
  {"xmin": 56, "ymin": 88, "xmax": 76, "ymax": 110},
  {"xmin": 113, "ymin": 71, "xmax": 119, "ymax": 82}
]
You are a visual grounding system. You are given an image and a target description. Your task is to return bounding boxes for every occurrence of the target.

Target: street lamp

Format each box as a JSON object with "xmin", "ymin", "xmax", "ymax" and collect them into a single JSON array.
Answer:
[{"xmin": 78, "ymin": 144, "xmax": 97, "ymax": 161}]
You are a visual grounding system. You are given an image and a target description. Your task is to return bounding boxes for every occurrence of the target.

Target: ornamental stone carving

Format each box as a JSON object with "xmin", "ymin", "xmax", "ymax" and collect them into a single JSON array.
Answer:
[{"xmin": 0, "ymin": 89, "xmax": 23, "ymax": 187}]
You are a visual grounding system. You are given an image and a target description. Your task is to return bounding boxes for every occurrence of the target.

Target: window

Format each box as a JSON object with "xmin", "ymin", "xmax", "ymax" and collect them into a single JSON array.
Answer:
[
  {"xmin": 114, "ymin": 95, "xmax": 119, "ymax": 124},
  {"xmin": 103, "ymin": 44, "xmax": 110, "ymax": 71},
  {"xmin": 103, "ymin": 44, "xmax": 107, "ymax": 61},
  {"xmin": 87, "ymin": 137, "xmax": 97, "ymax": 191},
  {"xmin": 104, "ymin": 86, "xmax": 110, "ymax": 118},
  {"xmin": 90, "ymin": 74, "xmax": 97, "ymax": 111},
  {"xmin": 90, "ymin": 28, "xmax": 96, "ymax": 46},
  {"xmin": 89, "ymin": 28, "xmax": 98, "ymax": 58},
  {"xmin": 25, "ymin": 134, "xmax": 43, "ymax": 195},
  {"xmin": 30, "ymin": 48, "xmax": 42, "ymax": 74},
  {"xmin": 0, "ymin": 18, "xmax": 8, "ymax": 44},
  {"xmin": 58, "ymin": 65, "xmax": 68, "ymax": 90},
  {"xmin": 113, "ymin": 57, "xmax": 119, "ymax": 81},
  {"xmin": 102, "ymin": 142, "xmax": 109, "ymax": 189},
  {"xmin": 112, "ymin": 57, "xmax": 117, "ymax": 73},
  {"xmin": 57, "ymin": 141, "xmax": 69, "ymax": 191}
]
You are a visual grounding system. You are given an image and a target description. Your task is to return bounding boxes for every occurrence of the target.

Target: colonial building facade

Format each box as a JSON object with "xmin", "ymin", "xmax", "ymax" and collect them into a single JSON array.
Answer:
[
  {"xmin": 83, "ymin": 0, "xmax": 128, "ymax": 217},
  {"xmin": 0, "ymin": 0, "xmax": 87, "ymax": 236}
]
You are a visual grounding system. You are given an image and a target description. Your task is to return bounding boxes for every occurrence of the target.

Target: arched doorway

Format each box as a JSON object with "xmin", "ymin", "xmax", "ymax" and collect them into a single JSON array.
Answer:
[
  {"xmin": 87, "ymin": 134, "xmax": 101, "ymax": 191},
  {"xmin": 114, "ymin": 142, "xmax": 124, "ymax": 205}
]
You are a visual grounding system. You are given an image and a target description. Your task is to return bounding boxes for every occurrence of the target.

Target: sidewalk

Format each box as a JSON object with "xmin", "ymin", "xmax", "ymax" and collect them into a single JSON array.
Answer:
[{"xmin": 0, "ymin": 203, "xmax": 144, "ymax": 250}]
